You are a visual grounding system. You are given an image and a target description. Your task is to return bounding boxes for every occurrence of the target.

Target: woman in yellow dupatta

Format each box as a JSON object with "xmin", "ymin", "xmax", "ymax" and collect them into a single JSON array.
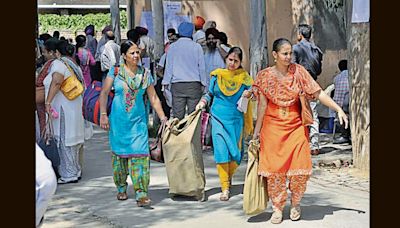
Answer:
[{"xmin": 196, "ymin": 47, "xmax": 253, "ymax": 201}]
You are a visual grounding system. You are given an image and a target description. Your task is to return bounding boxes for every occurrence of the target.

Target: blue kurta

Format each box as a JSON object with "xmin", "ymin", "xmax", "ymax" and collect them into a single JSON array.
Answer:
[
  {"xmin": 107, "ymin": 66, "xmax": 154, "ymax": 158},
  {"xmin": 208, "ymin": 76, "xmax": 250, "ymax": 164}
]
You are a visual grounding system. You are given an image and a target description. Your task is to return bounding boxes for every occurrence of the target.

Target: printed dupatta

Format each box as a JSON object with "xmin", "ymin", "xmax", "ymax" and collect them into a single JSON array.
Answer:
[{"xmin": 117, "ymin": 60, "xmax": 153, "ymax": 112}]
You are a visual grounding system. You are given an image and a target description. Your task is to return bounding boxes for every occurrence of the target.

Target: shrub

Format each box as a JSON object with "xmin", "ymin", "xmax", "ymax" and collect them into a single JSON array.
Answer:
[{"xmin": 39, "ymin": 11, "xmax": 128, "ymax": 33}]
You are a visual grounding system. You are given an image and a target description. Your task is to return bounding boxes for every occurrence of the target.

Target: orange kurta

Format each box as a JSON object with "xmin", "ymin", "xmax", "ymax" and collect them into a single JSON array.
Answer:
[{"xmin": 253, "ymin": 64, "xmax": 321, "ymax": 177}]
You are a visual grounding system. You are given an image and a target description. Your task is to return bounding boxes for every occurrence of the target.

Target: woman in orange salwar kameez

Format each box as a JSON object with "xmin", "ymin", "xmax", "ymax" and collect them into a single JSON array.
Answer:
[{"xmin": 251, "ymin": 38, "xmax": 348, "ymax": 224}]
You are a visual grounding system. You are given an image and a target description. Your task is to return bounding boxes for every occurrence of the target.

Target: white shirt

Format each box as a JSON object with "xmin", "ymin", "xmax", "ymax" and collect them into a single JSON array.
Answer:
[
  {"xmin": 162, "ymin": 37, "xmax": 207, "ymax": 87},
  {"xmin": 138, "ymin": 35, "xmax": 155, "ymax": 61},
  {"xmin": 36, "ymin": 143, "xmax": 57, "ymax": 226},
  {"xmin": 193, "ymin": 30, "xmax": 205, "ymax": 43},
  {"xmin": 204, "ymin": 49, "xmax": 226, "ymax": 86},
  {"xmin": 101, "ymin": 40, "xmax": 121, "ymax": 71}
]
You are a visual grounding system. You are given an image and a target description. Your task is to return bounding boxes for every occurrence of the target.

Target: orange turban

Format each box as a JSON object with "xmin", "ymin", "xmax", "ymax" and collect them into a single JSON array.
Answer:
[{"xmin": 194, "ymin": 16, "xmax": 205, "ymax": 29}]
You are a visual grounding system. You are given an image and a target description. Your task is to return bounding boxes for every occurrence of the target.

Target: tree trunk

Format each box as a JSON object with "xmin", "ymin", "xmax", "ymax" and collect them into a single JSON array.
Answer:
[
  {"xmin": 127, "ymin": 0, "xmax": 135, "ymax": 30},
  {"xmin": 249, "ymin": 0, "xmax": 268, "ymax": 79},
  {"xmin": 110, "ymin": 0, "xmax": 121, "ymax": 44},
  {"xmin": 151, "ymin": 0, "xmax": 164, "ymax": 62},
  {"xmin": 346, "ymin": 0, "xmax": 370, "ymax": 173}
]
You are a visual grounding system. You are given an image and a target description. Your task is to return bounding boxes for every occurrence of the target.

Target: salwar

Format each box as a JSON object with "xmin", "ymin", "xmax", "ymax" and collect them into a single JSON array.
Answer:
[
  {"xmin": 58, "ymin": 108, "xmax": 83, "ymax": 182},
  {"xmin": 112, "ymin": 154, "xmax": 150, "ymax": 200},
  {"xmin": 267, "ymin": 174, "xmax": 310, "ymax": 212},
  {"xmin": 216, "ymin": 161, "xmax": 239, "ymax": 191},
  {"xmin": 78, "ymin": 145, "xmax": 84, "ymax": 177}
]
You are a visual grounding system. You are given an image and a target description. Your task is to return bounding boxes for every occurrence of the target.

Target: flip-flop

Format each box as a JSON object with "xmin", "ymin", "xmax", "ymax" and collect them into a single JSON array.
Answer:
[
  {"xmin": 271, "ymin": 210, "xmax": 283, "ymax": 224},
  {"xmin": 117, "ymin": 192, "xmax": 128, "ymax": 201},
  {"xmin": 219, "ymin": 190, "xmax": 230, "ymax": 201},
  {"xmin": 137, "ymin": 197, "xmax": 152, "ymax": 207},
  {"xmin": 290, "ymin": 205, "xmax": 301, "ymax": 221}
]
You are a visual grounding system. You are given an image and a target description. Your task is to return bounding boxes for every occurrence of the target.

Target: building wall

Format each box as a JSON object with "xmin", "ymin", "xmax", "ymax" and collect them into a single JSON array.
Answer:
[
  {"xmin": 267, "ymin": 0, "xmax": 348, "ymax": 88},
  {"xmin": 40, "ymin": 0, "xmax": 348, "ymax": 88}
]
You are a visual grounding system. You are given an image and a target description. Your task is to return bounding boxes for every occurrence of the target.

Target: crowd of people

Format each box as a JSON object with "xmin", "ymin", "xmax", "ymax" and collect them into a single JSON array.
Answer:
[{"xmin": 35, "ymin": 17, "xmax": 350, "ymax": 225}]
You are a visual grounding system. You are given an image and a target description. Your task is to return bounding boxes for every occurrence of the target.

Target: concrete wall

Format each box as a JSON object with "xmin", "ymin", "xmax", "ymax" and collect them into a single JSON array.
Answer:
[
  {"xmin": 268, "ymin": 0, "xmax": 348, "ymax": 88},
  {"xmin": 42, "ymin": 0, "xmax": 348, "ymax": 88}
]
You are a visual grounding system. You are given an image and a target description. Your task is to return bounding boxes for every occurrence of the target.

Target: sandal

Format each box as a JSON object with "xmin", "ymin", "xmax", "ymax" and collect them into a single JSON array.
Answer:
[
  {"xmin": 271, "ymin": 210, "xmax": 283, "ymax": 224},
  {"xmin": 57, "ymin": 178, "xmax": 78, "ymax": 184},
  {"xmin": 290, "ymin": 205, "xmax": 301, "ymax": 221},
  {"xmin": 116, "ymin": 192, "xmax": 128, "ymax": 201},
  {"xmin": 137, "ymin": 197, "xmax": 152, "ymax": 207},
  {"xmin": 219, "ymin": 189, "xmax": 230, "ymax": 201}
]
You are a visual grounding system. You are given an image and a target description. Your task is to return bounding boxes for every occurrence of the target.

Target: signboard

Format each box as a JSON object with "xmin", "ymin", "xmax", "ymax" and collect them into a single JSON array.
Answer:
[
  {"xmin": 351, "ymin": 0, "xmax": 370, "ymax": 23},
  {"xmin": 139, "ymin": 2, "xmax": 192, "ymax": 42}
]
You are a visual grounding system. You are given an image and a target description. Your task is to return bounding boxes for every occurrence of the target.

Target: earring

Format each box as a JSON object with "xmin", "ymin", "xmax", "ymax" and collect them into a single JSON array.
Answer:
[{"xmin": 274, "ymin": 59, "xmax": 277, "ymax": 62}]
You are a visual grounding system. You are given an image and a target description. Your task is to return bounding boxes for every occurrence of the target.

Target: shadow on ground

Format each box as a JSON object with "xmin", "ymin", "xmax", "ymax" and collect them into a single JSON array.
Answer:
[
  {"xmin": 44, "ymin": 129, "xmax": 366, "ymax": 228},
  {"xmin": 247, "ymin": 204, "xmax": 365, "ymax": 223}
]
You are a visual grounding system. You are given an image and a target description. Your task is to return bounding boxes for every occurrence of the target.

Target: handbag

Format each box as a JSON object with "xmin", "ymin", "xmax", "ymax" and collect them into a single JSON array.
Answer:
[
  {"xmin": 299, "ymin": 93, "xmax": 313, "ymax": 126},
  {"xmin": 243, "ymin": 139, "xmax": 268, "ymax": 215},
  {"xmin": 38, "ymin": 114, "xmax": 60, "ymax": 178},
  {"xmin": 149, "ymin": 120, "xmax": 167, "ymax": 163},
  {"xmin": 82, "ymin": 67, "xmax": 118, "ymax": 125},
  {"xmin": 201, "ymin": 79, "xmax": 216, "ymax": 147},
  {"xmin": 60, "ymin": 63, "xmax": 84, "ymax": 100},
  {"xmin": 201, "ymin": 112, "xmax": 213, "ymax": 147},
  {"xmin": 36, "ymin": 86, "xmax": 45, "ymax": 104},
  {"xmin": 295, "ymin": 67, "xmax": 314, "ymax": 126}
]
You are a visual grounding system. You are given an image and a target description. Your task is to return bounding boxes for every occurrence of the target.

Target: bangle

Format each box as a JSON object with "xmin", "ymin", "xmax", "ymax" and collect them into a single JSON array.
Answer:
[
  {"xmin": 45, "ymin": 102, "xmax": 51, "ymax": 105},
  {"xmin": 101, "ymin": 112, "xmax": 107, "ymax": 115}
]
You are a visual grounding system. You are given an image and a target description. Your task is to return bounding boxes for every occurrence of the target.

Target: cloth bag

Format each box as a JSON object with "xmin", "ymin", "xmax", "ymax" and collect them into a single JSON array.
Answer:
[
  {"xmin": 162, "ymin": 109, "xmax": 205, "ymax": 200},
  {"xmin": 84, "ymin": 120, "xmax": 93, "ymax": 140},
  {"xmin": 149, "ymin": 120, "xmax": 167, "ymax": 163},
  {"xmin": 243, "ymin": 139, "xmax": 269, "ymax": 215},
  {"xmin": 38, "ymin": 114, "xmax": 60, "ymax": 178}
]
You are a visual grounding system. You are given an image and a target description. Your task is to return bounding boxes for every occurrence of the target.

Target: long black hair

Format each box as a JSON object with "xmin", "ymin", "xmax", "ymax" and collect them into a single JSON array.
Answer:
[{"xmin": 44, "ymin": 38, "xmax": 58, "ymax": 52}]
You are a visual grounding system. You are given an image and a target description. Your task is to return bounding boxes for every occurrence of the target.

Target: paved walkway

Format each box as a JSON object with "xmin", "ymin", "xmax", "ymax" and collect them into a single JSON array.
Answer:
[{"xmin": 42, "ymin": 128, "xmax": 369, "ymax": 228}]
